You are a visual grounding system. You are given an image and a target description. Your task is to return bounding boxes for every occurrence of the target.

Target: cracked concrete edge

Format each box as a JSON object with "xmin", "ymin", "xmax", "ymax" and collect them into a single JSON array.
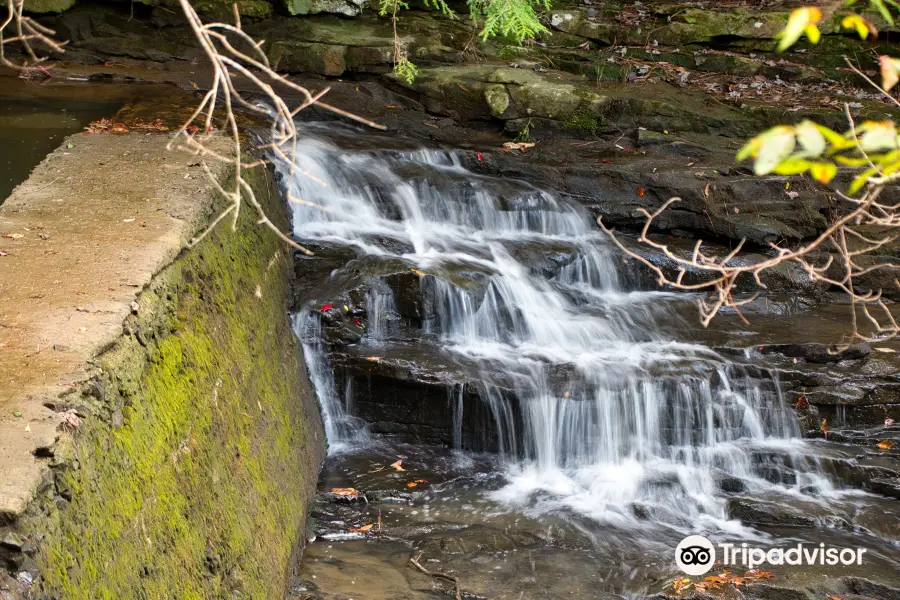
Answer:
[{"xmin": 0, "ymin": 131, "xmax": 233, "ymax": 519}]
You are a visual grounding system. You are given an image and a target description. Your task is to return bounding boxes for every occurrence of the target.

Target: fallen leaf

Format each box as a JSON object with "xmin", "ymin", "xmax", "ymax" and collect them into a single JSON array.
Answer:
[
  {"xmin": 500, "ymin": 141, "xmax": 536, "ymax": 153},
  {"xmin": 476, "ymin": 152, "xmax": 483, "ymax": 161},
  {"xmin": 563, "ymin": 391, "xmax": 569, "ymax": 398},
  {"xmin": 821, "ymin": 418, "xmax": 828, "ymax": 438},
  {"xmin": 828, "ymin": 595, "xmax": 844, "ymax": 600},
  {"xmin": 348, "ymin": 523, "xmax": 374, "ymax": 532},
  {"xmin": 368, "ymin": 465, "xmax": 386, "ymax": 474},
  {"xmin": 704, "ymin": 183, "xmax": 710, "ymax": 198},
  {"xmin": 390, "ymin": 459, "xmax": 406, "ymax": 471},
  {"xmin": 794, "ymin": 395, "xmax": 809, "ymax": 409},
  {"xmin": 330, "ymin": 487, "xmax": 359, "ymax": 499},
  {"xmin": 886, "ymin": 418, "xmax": 895, "ymax": 426},
  {"xmin": 459, "ymin": 83, "xmax": 471, "ymax": 94},
  {"xmin": 876, "ymin": 440, "xmax": 895, "ymax": 449},
  {"xmin": 365, "ymin": 356, "xmax": 382, "ymax": 362},
  {"xmin": 2, "ymin": 233, "xmax": 23, "ymax": 239},
  {"xmin": 123, "ymin": 218, "xmax": 135, "ymax": 223},
  {"xmin": 874, "ymin": 347, "xmax": 897, "ymax": 353},
  {"xmin": 77, "ymin": 327, "xmax": 87, "ymax": 332},
  {"xmin": 410, "ymin": 268, "xmax": 425, "ymax": 276},
  {"xmin": 320, "ymin": 303, "xmax": 334, "ymax": 312},
  {"xmin": 24, "ymin": 424, "xmax": 31, "ymax": 432},
  {"xmin": 637, "ymin": 186, "xmax": 646, "ymax": 197},
  {"xmin": 407, "ymin": 479, "xmax": 428, "ymax": 488},
  {"xmin": 12, "ymin": 410, "xmax": 22, "ymax": 418},
  {"xmin": 0, "ymin": 250, "xmax": 7, "ymax": 257}
]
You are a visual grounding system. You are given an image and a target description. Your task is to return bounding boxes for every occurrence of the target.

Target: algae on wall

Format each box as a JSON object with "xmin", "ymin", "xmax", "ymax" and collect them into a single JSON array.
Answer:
[{"xmin": 22, "ymin": 166, "xmax": 324, "ymax": 599}]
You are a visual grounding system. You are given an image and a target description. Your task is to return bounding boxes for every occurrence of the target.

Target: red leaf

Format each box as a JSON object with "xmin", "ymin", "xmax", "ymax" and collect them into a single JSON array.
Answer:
[
  {"xmin": 794, "ymin": 395, "xmax": 809, "ymax": 409},
  {"xmin": 351, "ymin": 318, "xmax": 362, "ymax": 326},
  {"xmin": 320, "ymin": 303, "xmax": 334, "ymax": 312},
  {"xmin": 637, "ymin": 186, "xmax": 646, "ymax": 197},
  {"xmin": 476, "ymin": 152, "xmax": 483, "ymax": 161}
]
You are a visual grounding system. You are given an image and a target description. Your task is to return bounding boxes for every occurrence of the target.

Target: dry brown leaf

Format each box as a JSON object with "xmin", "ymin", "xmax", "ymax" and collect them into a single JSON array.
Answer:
[
  {"xmin": 368, "ymin": 465, "xmax": 386, "ymax": 474},
  {"xmin": 390, "ymin": 459, "xmax": 406, "ymax": 472},
  {"xmin": 410, "ymin": 268, "xmax": 425, "ymax": 276},
  {"xmin": 365, "ymin": 356, "xmax": 382, "ymax": 362},
  {"xmin": 2, "ymin": 233, "xmax": 23, "ymax": 239},
  {"xmin": 330, "ymin": 487, "xmax": 359, "ymax": 499},
  {"xmin": 348, "ymin": 523, "xmax": 374, "ymax": 533},
  {"xmin": 406, "ymin": 479, "xmax": 428, "ymax": 488},
  {"xmin": 876, "ymin": 440, "xmax": 895, "ymax": 450},
  {"xmin": 500, "ymin": 141, "xmax": 536, "ymax": 153}
]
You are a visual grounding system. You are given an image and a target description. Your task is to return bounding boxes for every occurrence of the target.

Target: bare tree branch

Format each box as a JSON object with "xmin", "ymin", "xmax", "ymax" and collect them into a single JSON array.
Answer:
[
  {"xmin": 0, "ymin": 0, "xmax": 66, "ymax": 72},
  {"xmin": 168, "ymin": 0, "xmax": 386, "ymax": 255}
]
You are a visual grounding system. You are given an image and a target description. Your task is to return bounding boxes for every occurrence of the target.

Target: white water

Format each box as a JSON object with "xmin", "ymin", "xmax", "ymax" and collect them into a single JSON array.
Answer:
[{"xmin": 279, "ymin": 124, "xmax": 839, "ymax": 533}]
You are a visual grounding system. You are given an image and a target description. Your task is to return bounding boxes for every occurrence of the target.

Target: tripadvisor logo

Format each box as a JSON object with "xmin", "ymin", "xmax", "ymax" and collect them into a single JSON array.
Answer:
[
  {"xmin": 676, "ymin": 535, "xmax": 868, "ymax": 575},
  {"xmin": 676, "ymin": 535, "xmax": 716, "ymax": 576}
]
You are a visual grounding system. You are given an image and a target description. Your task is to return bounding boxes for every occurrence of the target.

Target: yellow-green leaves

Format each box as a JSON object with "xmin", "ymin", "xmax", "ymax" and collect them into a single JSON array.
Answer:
[
  {"xmin": 841, "ymin": 14, "xmax": 877, "ymax": 39},
  {"xmin": 739, "ymin": 119, "xmax": 900, "ymax": 193},
  {"xmin": 777, "ymin": 7, "xmax": 823, "ymax": 51},
  {"xmin": 738, "ymin": 126, "xmax": 796, "ymax": 174},
  {"xmin": 737, "ymin": 121, "xmax": 843, "ymax": 181},
  {"xmin": 795, "ymin": 120, "xmax": 827, "ymax": 156},
  {"xmin": 857, "ymin": 120, "xmax": 900, "ymax": 152},
  {"xmin": 880, "ymin": 55, "xmax": 900, "ymax": 91}
]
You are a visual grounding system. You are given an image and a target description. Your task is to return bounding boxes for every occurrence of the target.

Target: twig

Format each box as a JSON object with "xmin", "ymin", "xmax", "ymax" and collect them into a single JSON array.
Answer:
[
  {"xmin": 0, "ymin": 0, "xmax": 67, "ymax": 71},
  {"xmin": 409, "ymin": 552, "xmax": 463, "ymax": 600},
  {"xmin": 167, "ymin": 0, "xmax": 386, "ymax": 256}
]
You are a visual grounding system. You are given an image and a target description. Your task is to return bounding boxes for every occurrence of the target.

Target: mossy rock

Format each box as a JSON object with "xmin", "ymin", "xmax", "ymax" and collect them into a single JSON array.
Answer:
[
  {"xmin": 268, "ymin": 40, "xmax": 349, "ymax": 75},
  {"xmin": 280, "ymin": 0, "xmax": 368, "ymax": 16},
  {"xmin": 17, "ymin": 0, "xmax": 76, "ymax": 13},
  {"xmin": 193, "ymin": 0, "xmax": 273, "ymax": 19},
  {"xmin": 25, "ymin": 166, "xmax": 325, "ymax": 599}
]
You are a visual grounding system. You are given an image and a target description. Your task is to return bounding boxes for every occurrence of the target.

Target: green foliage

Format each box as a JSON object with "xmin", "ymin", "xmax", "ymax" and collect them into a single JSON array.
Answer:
[
  {"xmin": 469, "ymin": 0, "xmax": 551, "ymax": 42},
  {"xmin": 737, "ymin": 119, "xmax": 900, "ymax": 193},
  {"xmin": 516, "ymin": 118, "xmax": 534, "ymax": 141},
  {"xmin": 394, "ymin": 56, "xmax": 419, "ymax": 83},
  {"xmin": 383, "ymin": 0, "xmax": 552, "ymax": 81}
]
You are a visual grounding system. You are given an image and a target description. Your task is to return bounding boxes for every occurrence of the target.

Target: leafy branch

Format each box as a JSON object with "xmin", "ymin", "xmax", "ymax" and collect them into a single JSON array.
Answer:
[{"xmin": 603, "ymin": 0, "xmax": 900, "ymax": 347}]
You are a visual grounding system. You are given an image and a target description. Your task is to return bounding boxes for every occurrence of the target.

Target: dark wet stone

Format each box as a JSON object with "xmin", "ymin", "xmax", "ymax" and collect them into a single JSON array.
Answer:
[
  {"xmin": 716, "ymin": 476, "xmax": 746, "ymax": 493},
  {"xmin": 744, "ymin": 584, "xmax": 812, "ymax": 600},
  {"xmin": 842, "ymin": 577, "xmax": 900, "ymax": 600},
  {"xmin": 727, "ymin": 499, "xmax": 815, "ymax": 528},
  {"xmin": 761, "ymin": 343, "xmax": 871, "ymax": 364}
]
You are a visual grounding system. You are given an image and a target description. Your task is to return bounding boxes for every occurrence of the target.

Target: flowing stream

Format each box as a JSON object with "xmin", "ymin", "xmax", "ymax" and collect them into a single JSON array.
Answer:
[{"xmin": 279, "ymin": 124, "xmax": 900, "ymax": 597}]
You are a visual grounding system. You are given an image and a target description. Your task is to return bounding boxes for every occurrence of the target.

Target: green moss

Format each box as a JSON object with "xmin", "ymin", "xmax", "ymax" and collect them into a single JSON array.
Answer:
[
  {"xmin": 564, "ymin": 111, "xmax": 600, "ymax": 135},
  {"xmin": 28, "ymin": 166, "xmax": 324, "ymax": 599}
]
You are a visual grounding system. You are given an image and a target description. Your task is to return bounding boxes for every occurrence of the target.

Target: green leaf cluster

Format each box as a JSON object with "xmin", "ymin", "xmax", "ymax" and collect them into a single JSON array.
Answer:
[{"xmin": 737, "ymin": 119, "xmax": 900, "ymax": 194}]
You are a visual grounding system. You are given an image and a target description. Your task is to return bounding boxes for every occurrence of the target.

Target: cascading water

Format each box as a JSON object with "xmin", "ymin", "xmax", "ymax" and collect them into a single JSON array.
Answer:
[{"xmin": 280, "ymin": 123, "xmax": 839, "ymax": 532}]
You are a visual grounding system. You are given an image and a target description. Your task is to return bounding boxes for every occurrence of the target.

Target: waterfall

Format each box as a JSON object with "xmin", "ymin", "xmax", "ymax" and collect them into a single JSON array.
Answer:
[{"xmin": 279, "ymin": 123, "xmax": 834, "ymax": 530}]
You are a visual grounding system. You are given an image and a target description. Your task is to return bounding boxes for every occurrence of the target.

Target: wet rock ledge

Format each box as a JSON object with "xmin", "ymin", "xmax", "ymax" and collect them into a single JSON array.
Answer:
[{"xmin": 0, "ymin": 131, "xmax": 324, "ymax": 597}]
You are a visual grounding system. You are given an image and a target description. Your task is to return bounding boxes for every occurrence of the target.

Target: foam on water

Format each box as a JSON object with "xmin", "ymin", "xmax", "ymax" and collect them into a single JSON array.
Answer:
[{"xmin": 279, "ymin": 123, "xmax": 841, "ymax": 532}]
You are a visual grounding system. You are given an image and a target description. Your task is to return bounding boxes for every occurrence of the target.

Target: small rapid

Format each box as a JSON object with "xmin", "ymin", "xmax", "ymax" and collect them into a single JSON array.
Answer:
[{"xmin": 280, "ymin": 123, "xmax": 844, "ymax": 534}]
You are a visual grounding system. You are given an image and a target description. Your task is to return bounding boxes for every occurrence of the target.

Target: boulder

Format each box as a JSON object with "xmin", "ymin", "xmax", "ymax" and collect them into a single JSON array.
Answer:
[{"xmin": 281, "ymin": 0, "xmax": 368, "ymax": 16}]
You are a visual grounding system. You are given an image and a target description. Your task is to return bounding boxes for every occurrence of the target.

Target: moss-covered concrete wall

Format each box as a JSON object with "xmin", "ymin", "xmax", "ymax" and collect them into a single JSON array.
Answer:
[{"xmin": 16, "ymin": 167, "xmax": 324, "ymax": 599}]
